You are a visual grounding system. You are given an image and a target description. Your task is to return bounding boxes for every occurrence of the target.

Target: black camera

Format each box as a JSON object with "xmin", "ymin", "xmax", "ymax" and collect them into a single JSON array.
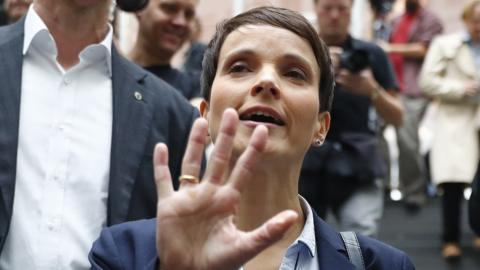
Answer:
[
  {"xmin": 339, "ymin": 49, "xmax": 370, "ymax": 73},
  {"xmin": 116, "ymin": 0, "xmax": 149, "ymax": 12}
]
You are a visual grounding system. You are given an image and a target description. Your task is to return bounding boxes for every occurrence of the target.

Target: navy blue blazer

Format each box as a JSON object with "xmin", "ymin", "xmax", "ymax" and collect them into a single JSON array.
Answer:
[
  {"xmin": 89, "ymin": 213, "xmax": 415, "ymax": 270},
  {"xmin": 0, "ymin": 18, "xmax": 199, "ymax": 253}
]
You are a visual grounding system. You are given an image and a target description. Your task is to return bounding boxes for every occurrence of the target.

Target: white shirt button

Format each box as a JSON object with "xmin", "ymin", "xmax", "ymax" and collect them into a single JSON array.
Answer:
[
  {"xmin": 47, "ymin": 221, "xmax": 55, "ymax": 231},
  {"xmin": 63, "ymin": 77, "xmax": 71, "ymax": 85}
]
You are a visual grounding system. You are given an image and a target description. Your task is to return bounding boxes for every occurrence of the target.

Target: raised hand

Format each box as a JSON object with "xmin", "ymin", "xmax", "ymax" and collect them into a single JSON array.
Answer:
[{"xmin": 154, "ymin": 108, "xmax": 298, "ymax": 270}]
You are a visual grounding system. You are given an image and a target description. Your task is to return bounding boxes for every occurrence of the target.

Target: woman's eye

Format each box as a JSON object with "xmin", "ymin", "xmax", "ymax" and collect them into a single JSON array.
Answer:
[
  {"xmin": 228, "ymin": 63, "xmax": 249, "ymax": 73},
  {"xmin": 285, "ymin": 68, "xmax": 307, "ymax": 81}
]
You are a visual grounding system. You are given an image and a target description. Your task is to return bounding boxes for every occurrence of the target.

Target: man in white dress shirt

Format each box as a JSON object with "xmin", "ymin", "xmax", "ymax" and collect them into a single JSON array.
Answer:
[{"xmin": 0, "ymin": 0, "xmax": 198, "ymax": 269}]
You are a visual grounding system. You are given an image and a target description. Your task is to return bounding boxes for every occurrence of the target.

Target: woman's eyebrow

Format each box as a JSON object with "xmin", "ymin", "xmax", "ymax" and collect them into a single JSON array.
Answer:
[
  {"xmin": 282, "ymin": 53, "xmax": 317, "ymax": 76},
  {"xmin": 219, "ymin": 48, "xmax": 317, "ymax": 75},
  {"xmin": 282, "ymin": 53, "xmax": 314, "ymax": 69},
  {"xmin": 220, "ymin": 48, "xmax": 257, "ymax": 64}
]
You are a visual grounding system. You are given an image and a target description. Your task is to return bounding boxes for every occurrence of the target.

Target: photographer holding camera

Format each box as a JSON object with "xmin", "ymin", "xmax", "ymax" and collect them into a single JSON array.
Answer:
[{"xmin": 300, "ymin": 0, "xmax": 403, "ymax": 237}]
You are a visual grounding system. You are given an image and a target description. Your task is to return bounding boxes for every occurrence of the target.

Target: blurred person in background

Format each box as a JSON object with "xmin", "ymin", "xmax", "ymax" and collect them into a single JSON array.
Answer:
[
  {"xmin": 300, "ymin": 0, "xmax": 403, "ymax": 237},
  {"xmin": 2, "ymin": 0, "xmax": 31, "ymax": 24},
  {"xmin": 0, "ymin": 0, "xmax": 32, "ymax": 26},
  {"xmin": 381, "ymin": 0, "xmax": 443, "ymax": 212},
  {"xmin": 130, "ymin": 0, "xmax": 202, "ymax": 103},
  {"xmin": 182, "ymin": 16, "xmax": 207, "ymax": 73},
  {"xmin": 419, "ymin": 0, "xmax": 480, "ymax": 260},
  {"xmin": 369, "ymin": 0, "xmax": 396, "ymax": 41},
  {"xmin": 0, "ymin": 0, "xmax": 198, "ymax": 268}
]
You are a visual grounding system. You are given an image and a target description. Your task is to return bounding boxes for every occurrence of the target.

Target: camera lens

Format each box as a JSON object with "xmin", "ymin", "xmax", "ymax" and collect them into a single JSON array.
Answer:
[{"xmin": 339, "ymin": 49, "xmax": 369, "ymax": 73}]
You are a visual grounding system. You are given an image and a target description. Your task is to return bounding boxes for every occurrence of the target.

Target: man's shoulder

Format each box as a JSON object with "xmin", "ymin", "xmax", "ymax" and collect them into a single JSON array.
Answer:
[
  {"xmin": 151, "ymin": 65, "xmax": 201, "ymax": 100},
  {"xmin": 141, "ymin": 67, "xmax": 199, "ymax": 128},
  {"xmin": 415, "ymin": 8, "xmax": 444, "ymax": 35},
  {"xmin": 433, "ymin": 33, "xmax": 463, "ymax": 43},
  {"xmin": 350, "ymin": 37, "xmax": 384, "ymax": 54},
  {"xmin": 357, "ymin": 234, "xmax": 415, "ymax": 269},
  {"xmin": 115, "ymin": 53, "xmax": 195, "ymax": 112},
  {"xmin": 429, "ymin": 33, "xmax": 464, "ymax": 53},
  {"xmin": 114, "ymin": 55, "xmax": 171, "ymax": 96},
  {"xmin": 0, "ymin": 19, "xmax": 24, "ymax": 47},
  {"xmin": 392, "ymin": 8, "xmax": 442, "ymax": 28},
  {"xmin": 419, "ymin": 8, "xmax": 442, "ymax": 21}
]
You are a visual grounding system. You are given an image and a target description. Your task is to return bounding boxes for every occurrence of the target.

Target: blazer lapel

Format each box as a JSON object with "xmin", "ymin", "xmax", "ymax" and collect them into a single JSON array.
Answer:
[
  {"xmin": 107, "ymin": 47, "xmax": 153, "ymax": 225},
  {"xmin": 313, "ymin": 213, "xmax": 356, "ymax": 270},
  {"xmin": 0, "ymin": 19, "xmax": 24, "ymax": 241}
]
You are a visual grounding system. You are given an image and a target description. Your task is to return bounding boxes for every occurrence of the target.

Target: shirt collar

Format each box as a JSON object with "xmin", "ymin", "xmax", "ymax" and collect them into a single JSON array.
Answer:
[
  {"xmin": 293, "ymin": 196, "xmax": 317, "ymax": 258},
  {"xmin": 23, "ymin": 4, "xmax": 113, "ymax": 76},
  {"xmin": 23, "ymin": 4, "xmax": 52, "ymax": 55},
  {"xmin": 79, "ymin": 25, "xmax": 113, "ymax": 77},
  {"xmin": 462, "ymin": 31, "xmax": 472, "ymax": 44}
]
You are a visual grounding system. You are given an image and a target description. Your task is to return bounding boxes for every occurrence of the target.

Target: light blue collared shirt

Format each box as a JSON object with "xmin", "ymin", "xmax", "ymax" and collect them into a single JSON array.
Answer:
[
  {"xmin": 463, "ymin": 32, "xmax": 480, "ymax": 74},
  {"xmin": 240, "ymin": 196, "xmax": 319, "ymax": 270},
  {"xmin": 279, "ymin": 196, "xmax": 319, "ymax": 270}
]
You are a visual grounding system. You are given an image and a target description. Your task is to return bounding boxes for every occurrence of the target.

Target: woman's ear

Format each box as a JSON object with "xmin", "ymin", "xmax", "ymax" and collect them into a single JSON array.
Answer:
[
  {"xmin": 199, "ymin": 100, "xmax": 212, "ymax": 141},
  {"xmin": 318, "ymin": 111, "xmax": 330, "ymax": 136},
  {"xmin": 199, "ymin": 100, "xmax": 210, "ymax": 119},
  {"xmin": 312, "ymin": 111, "xmax": 330, "ymax": 146}
]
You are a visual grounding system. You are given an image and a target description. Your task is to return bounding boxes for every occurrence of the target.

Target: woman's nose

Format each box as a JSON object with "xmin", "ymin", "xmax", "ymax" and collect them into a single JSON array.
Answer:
[{"xmin": 250, "ymin": 68, "xmax": 280, "ymax": 99}]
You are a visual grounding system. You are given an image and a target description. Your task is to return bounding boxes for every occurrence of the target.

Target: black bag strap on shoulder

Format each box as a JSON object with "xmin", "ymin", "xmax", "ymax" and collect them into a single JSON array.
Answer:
[{"xmin": 340, "ymin": 231, "xmax": 365, "ymax": 270}]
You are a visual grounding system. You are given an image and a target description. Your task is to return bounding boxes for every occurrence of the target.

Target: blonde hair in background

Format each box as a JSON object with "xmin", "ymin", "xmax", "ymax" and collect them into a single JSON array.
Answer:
[{"xmin": 462, "ymin": 0, "xmax": 480, "ymax": 21}]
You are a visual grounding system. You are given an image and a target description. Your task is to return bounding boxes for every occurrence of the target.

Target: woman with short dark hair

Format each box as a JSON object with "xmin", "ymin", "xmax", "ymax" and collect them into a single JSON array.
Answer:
[{"xmin": 90, "ymin": 7, "xmax": 414, "ymax": 270}]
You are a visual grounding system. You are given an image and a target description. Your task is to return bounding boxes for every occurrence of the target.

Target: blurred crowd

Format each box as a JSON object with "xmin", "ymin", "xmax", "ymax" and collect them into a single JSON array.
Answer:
[{"xmin": 1, "ymin": 0, "xmax": 480, "ymax": 268}]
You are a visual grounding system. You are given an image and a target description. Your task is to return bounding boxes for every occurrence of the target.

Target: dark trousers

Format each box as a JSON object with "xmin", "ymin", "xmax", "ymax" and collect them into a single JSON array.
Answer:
[
  {"xmin": 440, "ymin": 183, "xmax": 466, "ymax": 243},
  {"xmin": 470, "ymin": 165, "xmax": 480, "ymax": 236}
]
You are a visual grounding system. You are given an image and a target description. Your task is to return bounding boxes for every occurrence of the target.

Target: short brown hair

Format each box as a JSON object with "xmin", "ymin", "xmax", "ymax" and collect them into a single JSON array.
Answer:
[{"xmin": 200, "ymin": 6, "xmax": 334, "ymax": 112}]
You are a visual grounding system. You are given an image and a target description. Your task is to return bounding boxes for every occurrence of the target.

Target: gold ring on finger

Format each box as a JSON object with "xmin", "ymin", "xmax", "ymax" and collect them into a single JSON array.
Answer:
[{"xmin": 179, "ymin": 174, "xmax": 199, "ymax": 184}]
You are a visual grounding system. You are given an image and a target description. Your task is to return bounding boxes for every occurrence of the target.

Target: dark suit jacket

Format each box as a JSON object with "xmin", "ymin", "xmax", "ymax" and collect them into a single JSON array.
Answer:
[
  {"xmin": 0, "ymin": 18, "xmax": 199, "ymax": 253},
  {"xmin": 89, "ymin": 213, "xmax": 415, "ymax": 270}
]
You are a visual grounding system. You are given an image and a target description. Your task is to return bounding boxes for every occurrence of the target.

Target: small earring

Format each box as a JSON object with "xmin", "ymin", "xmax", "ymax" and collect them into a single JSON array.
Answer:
[{"xmin": 314, "ymin": 137, "xmax": 324, "ymax": 146}]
